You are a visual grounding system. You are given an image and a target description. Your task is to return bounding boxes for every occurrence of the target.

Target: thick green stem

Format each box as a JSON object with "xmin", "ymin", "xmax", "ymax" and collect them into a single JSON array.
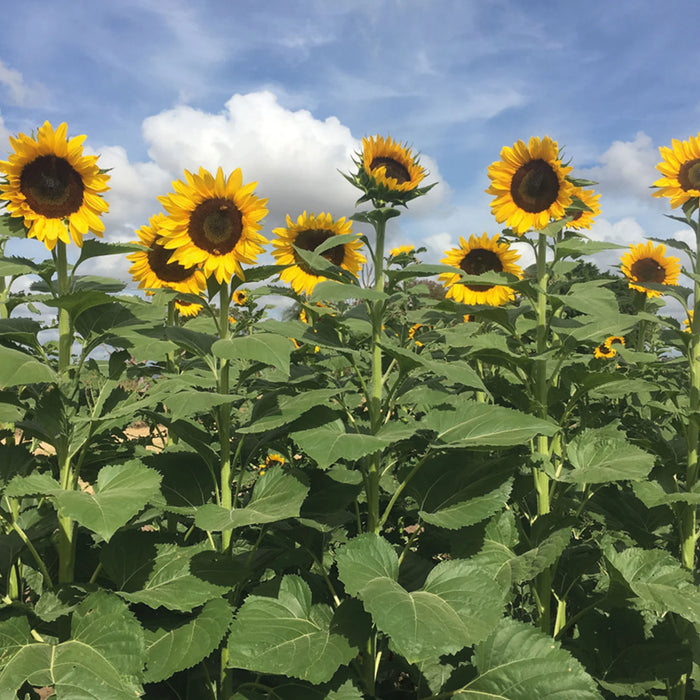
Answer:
[
  {"xmin": 533, "ymin": 232, "xmax": 552, "ymax": 633},
  {"xmin": 367, "ymin": 214, "xmax": 387, "ymax": 534},
  {"xmin": 217, "ymin": 284, "xmax": 233, "ymax": 553},
  {"xmin": 681, "ymin": 210, "xmax": 700, "ymax": 571},
  {"xmin": 56, "ymin": 241, "xmax": 72, "ymax": 374}
]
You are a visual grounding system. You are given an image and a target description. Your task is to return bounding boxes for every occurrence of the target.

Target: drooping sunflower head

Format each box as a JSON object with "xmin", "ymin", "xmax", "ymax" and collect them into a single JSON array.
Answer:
[
  {"xmin": 439, "ymin": 233, "xmax": 523, "ymax": 307},
  {"xmin": 566, "ymin": 188, "xmax": 601, "ymax": 230},
  {"xmin": 345, "ymin": 135, "xmax": 432, "ymax": 205},
  {"xmin": 0, "ymin": 121, "xmax": 110, "ymax": 250},
  {"xmin": 594, "ymin": 343, "xmax": 617, "ymax": 359},
  {"xmin": 174, "ymin": 300, "xmax": 203, "ymax": 317},
  {"xmin": 653, "ymin": 132, "xmax": 700, "ymax": 208},
  {"xmin": 620, "ymin": 241, "xmax": 681, "ymax": 297},
  {"xmin": 157, "ymin": 167, "xmax": 268, "ymax": 285},
  {"xmin": 271, "ymin": 211, "xmax": 366, "ymax": 296},
  {"xmin": 127, "ymin": 213, "xmax": 207, "ymax": 295},
  {"xmin": 486, "ymin": 136, "xmax": 575, "ymax": 235}
]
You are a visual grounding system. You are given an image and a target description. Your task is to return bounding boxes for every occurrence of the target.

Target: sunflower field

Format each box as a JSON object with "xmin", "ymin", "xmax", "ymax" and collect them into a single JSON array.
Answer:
[{"xmin": 1, "ymin": 123, "xmax": 700, "ymax": 700}]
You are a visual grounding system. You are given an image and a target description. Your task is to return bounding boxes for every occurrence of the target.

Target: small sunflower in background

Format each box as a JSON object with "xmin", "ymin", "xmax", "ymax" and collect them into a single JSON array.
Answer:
[
  {"xmin": 157, "ymin": 167, "xmax": 268, "ymax": 284},
  {"xmin": 652, "ymin": 132, "xmax": 700, "ymax": 208},
  {"xmin": 389, "ymin": 244, "xmax": 415, "ymax": 258},
  {"xmin": 566, "ymin": 188, "xmax": 601, "ymax": 230},
  {"xmin": 271, "ymin": 211, "xmax": 365, "ymax": 295},
  {"xmin": 685, "ymin": 310, "xmax": 694, "ymax": 332},
  {"xmin": 232, "ymin": 290, "xmax": 248, "ymax": 306},
  {"xmin": 0, "ymin": 121, "xmax": 110, "ymax": 249},
  {"xmin": 605, "ymin": 336, "xmax": 625, "ymax": 349},
  {"xmin": 345, "ymin": 135, "xmax": 433, "ymax": 205},
  {"xmin": 259, "ymin": 453, "xmax": 285, "ymax": 476},
  {"xmin": 486, "ymin": 136, "xmax": 575, "ymax": 235},
  {"xmin": 439, "ymin": 233, "xmax": 523, "ymax": 307},
  {"xmin": 408, "ymin": 323, "xmax": 424, "ymax": 347},
  {"xmin": 174, "ymin": 300, "xmax": 203, "ymax": 317},
  {"xmin": 128, "ymin": 213, "xmax": 207, "ymax": 295},
  {"xmin": 620, "ymin": 241, "xmax": 681, "ymax": 297},
  {"xmin": 594, "ymin": 343, "xmax": 617, "ymax": 359}
]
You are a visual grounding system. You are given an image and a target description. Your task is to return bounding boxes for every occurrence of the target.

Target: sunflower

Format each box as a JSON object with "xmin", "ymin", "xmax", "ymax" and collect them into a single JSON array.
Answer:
[
  {"xmin": 439, "ymin": 233, "xmax": 523, "ymax": 306},
  {"xmin": 486, "ymin": 136, "xmax": 575, "ymax": 235},
  {"xmin": 128, "ymin": 213, "xmax": 207, "ymax": 295},
  {"xmin": 157, "ymin": 167, "xmax": 268, "ymax": 284},
  {"xmin": 174, "ymin": 300, "xmax": 203, "ymax": 317},
  {"xmin": 0, "ymin": 121, "xmax": 110, "ymax": 250},
  {"xmin": 389, "ymin": 244, "xmax": 415, "ymax": 257},
  {"xmin": 652, "ymin": 132, "xmax": 700, "ymax": 208},
  {"xmin": 259, "ymin": 453, "xmax": 285, "ymax": 476},
  {"xmin": 271, "ymin": 211, "xmax": 365, "ymax": 295},
  {"xmin": 685, "ymin": 310, "xmax": 694, "ymax": 332},
  {"xmin": 605, "ymin": 335, "xmax": 625, "ymax": 348},
  {"xmin": 232, "ymin": 290, "xmax": 247, "ymax": 306},
  {"xmin": 594, "ymin": 343, "xmax": 616, "ymax": 359},
  {"xmin": 620, "ymin": 241, "xmax": 681, "ymax": 297},
  {"xmin": 566, "ymin": 188, "xmax": 601, "ymax": 230},
  {"xmin": 408, "ymin": 322, "xmax": 424, "ymax": 347}
]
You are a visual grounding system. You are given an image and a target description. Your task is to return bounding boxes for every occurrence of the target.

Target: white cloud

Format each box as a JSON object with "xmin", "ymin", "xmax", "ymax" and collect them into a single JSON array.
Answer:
[
  {"xmin": 0, "ymin": 60, "xmax": 46, "ymax": 107},
  {"xmin": 581, "ymin": 132, "xmax": 660, "ymax": 205}
]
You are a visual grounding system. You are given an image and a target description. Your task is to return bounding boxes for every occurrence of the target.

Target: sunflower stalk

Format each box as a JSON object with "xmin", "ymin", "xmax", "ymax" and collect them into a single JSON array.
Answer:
[
  {"xmin": 533, "ymin": 231, "xmax": 553, "ymax": 634},
  {"xmin": 680, "ymin": 207, "xmax": 700, "ymax": 572},
  {"xmin": 366, "ymin": 210, "xmax": 389, "ymax": 535}
]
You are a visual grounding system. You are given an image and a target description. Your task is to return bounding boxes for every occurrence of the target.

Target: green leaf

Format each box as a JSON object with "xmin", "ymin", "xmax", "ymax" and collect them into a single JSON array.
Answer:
[
  {"xmin": 605, "ymin": 545, "xmax": 700, "ymax": 624},
  {"xmin": 292, "ymin": 416, "xmax": 389, "ymax": 469},
  {"xmin": 0, "ymin": 592, "xmax": 145, "ymax": 699},
  {"xmin": 165, "ymin": 326, "xmax": 216, "ymax": 357},
  {"xmin": 227, "ymin": 574, "xmax": 356, "ymax": 683},
  {"xmin": 0, "ymin": 346, "xmax": 56, "ymax": 386},
  {"xmin": 164, "ymin": 389, "xmax": 241, "ymax": 421},
  {"xmin": 424, "ymin": 401, "xmax": 557, "ymax": 448},
  {"xmin": 407, "ymin": 454, "xmax": 513, "ymax": 530},
  {"xmin": 309, "ymin": 280, "xmax": 387, "ymax": 303},
  {"xmin": 212, "ymin": 332, "xmax": 294, "ymax": 375},
  {"xmin": 53, "ymin": 461, "xmax": 162, "ymax": 542},
  {"xmin": 238, "ymin": 388, "xmax": 340, "ymax": 434},
  {"xmin": 101, "ymin": 534, "xmax": 232, "ymax": 612},
  {"xmin": 195, "ymin": 468, "xmax": 309, "ymax": 531},
  {"xmin": 452, "ymin": 618, "xmax": 603, "ymax": 699},
  {"xmin": 558, "ymin": 424, "xmax": 655, "ymax": 483},
  {"xmin": 0, "ymin": 318, "xmax": 42, "ymax": 347},
  {"xmin": 335, "ymin": 534, "xmax": 508, "ymax": 662},
  {"xmin": 143, "ymin": 597, "xmax": 233, "ymax": 683},
  {"xmin": 43, "ymin": 288, "xmax": 114, "ymax": 318}
]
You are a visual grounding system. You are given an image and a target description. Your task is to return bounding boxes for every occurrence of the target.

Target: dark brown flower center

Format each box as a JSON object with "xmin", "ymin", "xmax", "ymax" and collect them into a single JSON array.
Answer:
[
  {"xmin": 630, "ymin": 257, "xmax": 667, "ymax": 284},
  {"xmin": 147, "ymin": 241, "xmax": 198, "ymax": 283},
  {"xmin": 294, "ymin": 229, "xmax": 345, "ymax": 273},
  {"xmin": 20, "ymin": 155, "xmax": 85, "ymax": 218},
  {"xmin": 678, "ymin": 158, "xmax": 700, "ymax": 192},
  {"xmin": 188, "ymin": 198, "xmax": 242, "ymax": 254},
  {"xmin": 510, "ymin": 159, "xmax": 560, "ymax": 213},
  {"xmin": 460, "ymin": 248, "xmax": 503, "ymax": 292},
  {"xmin": 370, "ymin": 156, "xmax": 410, "ymax": 184},
  {"xmin": 597, "ymin": 344, "xmax": 613, "ymax": 356}
]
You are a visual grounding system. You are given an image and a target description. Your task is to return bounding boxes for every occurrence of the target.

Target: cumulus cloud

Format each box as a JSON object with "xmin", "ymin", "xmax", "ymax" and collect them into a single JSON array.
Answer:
[
  {"xmin": 0, "ymin": 60, "xmax": 46, "ymax": 108},
  {"xmin": 581, "ymin": 132, "xmax": 660, "ymax": 205}
]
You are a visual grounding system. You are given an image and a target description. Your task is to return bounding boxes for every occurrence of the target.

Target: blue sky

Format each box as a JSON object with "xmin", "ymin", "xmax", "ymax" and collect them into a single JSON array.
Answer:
[{"xmin": 2, "ymin": 0, "xmax": 700, "ymax": 280}]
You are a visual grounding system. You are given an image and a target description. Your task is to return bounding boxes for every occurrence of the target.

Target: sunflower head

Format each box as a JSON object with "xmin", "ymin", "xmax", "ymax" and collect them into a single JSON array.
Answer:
[
  {"xmin": 566, "ymin": 188, "xmax": 601, "ymax": 230},
  {"xmin": 271, "ymin": 211, "xmax": 366, "ymax": 295},
  {"xmin": 389, "ymin": 244, "xmax": 415, "ymax": 258},
  {"xmin": 232, "ymin": 290, "xmax": 248, "ymax": 306},
  {"xmin": 620, "ymin": 241, "xmax": 681, "ymax": 297},
  {"xmin": 0, "ymin": 121, "xmax": 110, "ymax": 250},
  {"xmin": 439, "ymin": 232, "xmax": 523, "ymax": 307},
  {"xmin": 685, "ymin": 310, "xmax": 694, "ymax": 332},
  {"xmin": 408, "ymin": 323, "xmax": 424, "ymax": 347},
  {"xmin": 605, "ymin": 336, "xmax": 625, "ymax": 348},
  {"xmin": 345, "ymin": 135, "xmax": 433, "ymax": 206},
  {"xmin": 259, "ymin": 452, "xmax": 285, "ymax": 476},
  {"xmin": 174, "ymin": 299, "xmax": 203, "ymax": 317},
  {"xmin": 157, "ymin": 167, "xmax": 268, "ymax": 285},
  {"xmin": 128, "ymin": 213, "xmax": 207, "ymax": 295},
  {"xmin": 653, "ymin": 133, "xmax": 700, "ymax": 208},
  {"xmin": 594, "ymin": 343, "xmax": 617, "ymax": 359},
  {"xmin": 486, "ymin": 136, "xmax": 575, "ymax": 235}
]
